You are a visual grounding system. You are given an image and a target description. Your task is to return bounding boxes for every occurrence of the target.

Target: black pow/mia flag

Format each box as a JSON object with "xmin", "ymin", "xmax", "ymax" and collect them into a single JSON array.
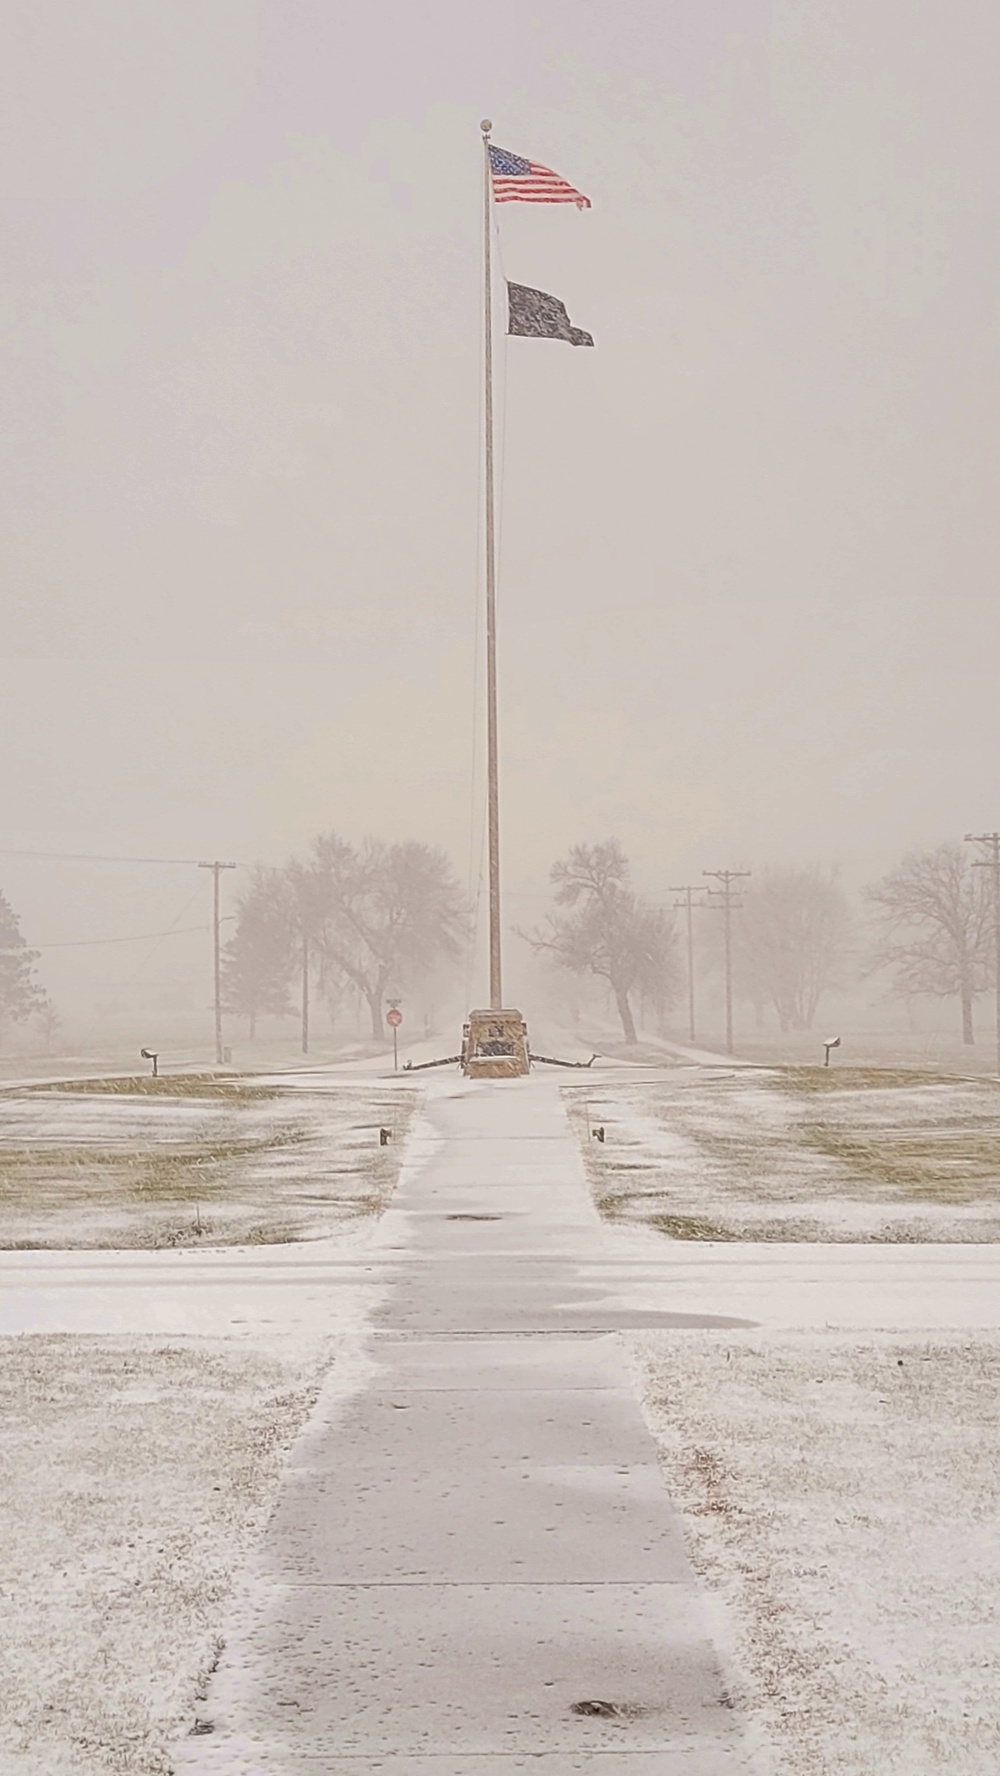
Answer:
[{"xmin": 507, "ymin": 281, "xmax": 594, "ymax": 347}]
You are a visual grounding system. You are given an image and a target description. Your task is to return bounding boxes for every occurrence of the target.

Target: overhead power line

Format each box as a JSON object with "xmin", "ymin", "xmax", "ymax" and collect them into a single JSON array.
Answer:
[
  {"xmin": 0, "ymin": 920, "xmax": 233, "ymax": 953},
  {"xmin": 0, "ymin": 849, "xmax": 206, "ymax": 865},
  {"xmin": 1, "ymin": 847, "xmax": 243, "ymax": 1061}
]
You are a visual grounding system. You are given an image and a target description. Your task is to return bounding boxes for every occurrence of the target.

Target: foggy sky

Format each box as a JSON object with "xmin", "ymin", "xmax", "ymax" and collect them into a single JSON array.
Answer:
[{"xmin": 3, "ymin": 1, "xmax": 1000, "ymax": 1013}]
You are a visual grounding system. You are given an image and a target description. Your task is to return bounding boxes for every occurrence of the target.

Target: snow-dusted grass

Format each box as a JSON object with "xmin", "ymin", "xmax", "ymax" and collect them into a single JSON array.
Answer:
[
  {"xmin": 0, "ymin": 1079, "xmax": 416, "ymax": 1248},
  {"xmin": 0, "ymin": 1331, "xmax": 366, "ymax": 1775},
  {"xmin": 0, "ymin": 1075, "xmax": 400, "ymax": 1769},
  {"xmin": 0, "ymin": 1075, "xmax": 412, "ymax": 1767},
  {"xmin": 628, "ymin": 1330, "xmax": 1000, "ymax": 1776},
  {"xmin": 771, "ymin": 1065, "xmax": 960, "ymax": 1093},
  {"xmin": 566, "ymin": 1069, "xmax": 1000, "ymax": 1241},
  {"xmin": 26, "ymin": 1073, "xmax": 282, "ymax": 1099}
]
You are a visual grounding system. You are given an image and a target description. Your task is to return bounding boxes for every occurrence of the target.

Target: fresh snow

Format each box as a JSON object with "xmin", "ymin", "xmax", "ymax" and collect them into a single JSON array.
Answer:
[
  {"xmin": 565, "ymin": 1069, "xmax": 1000, "ymax": 1241},
  {"xmin": 590, "ymin": 1224, "xmax": 1000, "ymax": 1329},
  {"xmin": 4, "ymin": 1061, "xmax": 1000, "ymax": 1774},
  {"xmin": 0, "ymin": 1332, "xmax": 374, "ymax": 1776},
  {"xmin": 0, "ymin": 1076, "xmax": 416, "ymax": 1249},
  {"xmin": 0, "ymin": 1073, "xmax": 403, "ymax": 1775},
  {"xmin": 629, "ymin": 1329, "xmax": 1000, "ymax": 1776}
]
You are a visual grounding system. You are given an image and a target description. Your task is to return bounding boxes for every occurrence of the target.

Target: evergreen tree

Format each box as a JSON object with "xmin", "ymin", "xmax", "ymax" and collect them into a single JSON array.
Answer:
[{"xmin": 0, "ymin": 890, "xmax": 49, "ymax": 1045}]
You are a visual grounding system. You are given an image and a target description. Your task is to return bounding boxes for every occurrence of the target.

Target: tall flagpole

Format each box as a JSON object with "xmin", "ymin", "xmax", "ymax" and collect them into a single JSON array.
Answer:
[{"xmin": 481, "ymin": 119, "xmax": 502, "ymax": 1009}]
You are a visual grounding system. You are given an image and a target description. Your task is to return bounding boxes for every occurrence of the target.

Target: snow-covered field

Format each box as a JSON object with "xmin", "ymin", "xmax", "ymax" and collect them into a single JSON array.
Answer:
[
  {"xmin": 6, "ymin": 1066, "xmax": 1000, "ymax": 1775},
  {"xmin": 570, "ymin": 1068, "xmax": 1000, "ymax": 1767},
  {"xmin": 0, "ymin": 1070, "xmax": 411, "ymax": 1774},
  {"xmin": 567, "ymin": 1067, "xmax": 1000, "ymax": 1240},
  {"xmin": 0, "ymin": 1268, "xmax": 383, "ymax": 1776},
  {"xmin": 0, "ymin": 1074, "xmax": 416, "ymax": 1248},
  {"xmin": 0, "ymin": 1332, "xmax": 358, "ymax": 1776},
  {"xmin": 629, "ymin": 1329, "xmax": 1000, "ymax": 1776}
]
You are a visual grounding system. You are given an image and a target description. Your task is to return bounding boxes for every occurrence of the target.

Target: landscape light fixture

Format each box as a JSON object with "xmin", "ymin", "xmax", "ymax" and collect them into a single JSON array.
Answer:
[
  {"xmin": 823, "ymin": 1036, "xmax": 841, "ymax": 1067},
  {"xmin": 139, "ymin": 1048, "xmax": 159, "ymax": 1078}
]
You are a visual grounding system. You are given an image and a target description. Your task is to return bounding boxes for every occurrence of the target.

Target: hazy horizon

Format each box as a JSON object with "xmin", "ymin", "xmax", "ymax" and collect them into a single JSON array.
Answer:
[{"xmin": 3, "ymin": 1, "xmax": 999, "ymax": 1034}]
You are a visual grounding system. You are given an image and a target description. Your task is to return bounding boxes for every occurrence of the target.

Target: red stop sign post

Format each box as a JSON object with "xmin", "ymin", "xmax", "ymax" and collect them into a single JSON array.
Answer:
[{"xmin": 386, "ymin": 1005, "xmax": 402, "ymax": 1069}]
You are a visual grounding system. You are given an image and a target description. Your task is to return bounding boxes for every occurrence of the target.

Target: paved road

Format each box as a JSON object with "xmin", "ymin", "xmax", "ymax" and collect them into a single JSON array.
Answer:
[{"xmin": 177, "ymin": 1074, "xmax": 750, "ymax": 1774}]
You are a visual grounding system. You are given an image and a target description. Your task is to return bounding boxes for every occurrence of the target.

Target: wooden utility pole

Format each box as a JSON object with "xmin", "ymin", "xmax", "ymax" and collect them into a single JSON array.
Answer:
[
  {"xmin": 670, "ymin": 885, "xmax": 703, "ymax": 1044},
  {"xmin": 966, "ymin": 831, "xmax": 1000, "ymax": 1075},
  {"xmin": 199, "ymin": 860, "xmax": 237, "ymax": 1064},
  {"xmin": 481, "ymin": 119, "xmax": 502, "ymax": 1009},
  {"xmin": 301, "ymin": 932, "xmax": 310, "ymax": 1056},
  {"xmin": 703, "ymin": 869, "xmax": 751, "ymax": 1055}
]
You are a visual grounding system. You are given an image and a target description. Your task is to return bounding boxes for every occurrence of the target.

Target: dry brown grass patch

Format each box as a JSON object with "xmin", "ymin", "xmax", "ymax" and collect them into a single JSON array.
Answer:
[{"xmin": 770, "ymin": 1066, "xmax": 964, "ymax": 1093}]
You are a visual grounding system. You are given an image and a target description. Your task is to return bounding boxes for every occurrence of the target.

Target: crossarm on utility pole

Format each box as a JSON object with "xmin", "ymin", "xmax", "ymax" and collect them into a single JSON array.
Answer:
[{"xmin": 702, "ymin": 869, "xmax": 751, "ymax": 1055}]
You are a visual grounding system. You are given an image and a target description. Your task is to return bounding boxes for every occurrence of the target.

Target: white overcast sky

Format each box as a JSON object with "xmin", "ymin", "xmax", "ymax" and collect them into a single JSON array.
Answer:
[{"xmin": 2, "ymin": 0, "xmax": 999, "ymax": 996}]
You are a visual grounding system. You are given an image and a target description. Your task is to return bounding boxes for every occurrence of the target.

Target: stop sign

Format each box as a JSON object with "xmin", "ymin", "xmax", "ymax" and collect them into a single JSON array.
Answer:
[{"xmin": 386, "ymin": 1008, "xmax": 402, "ymax": 1028}]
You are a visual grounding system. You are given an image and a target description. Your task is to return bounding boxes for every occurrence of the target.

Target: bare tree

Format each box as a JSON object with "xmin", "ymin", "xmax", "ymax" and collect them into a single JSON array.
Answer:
[
  {"xmin": 523, "ymin": 839, "xmax": 678, "ymax": 1043},
  {"xmin": 221, "ymin": 867, "xmax": 297, "ymax": 1038},
  {"xmin": 0, "ymin": 889, "xmax": 49, "ymax": 1047},
  {"xmin": 737, "ymin": 866, "xmax": 853, "ymax": 1032},
  {"xmin": 865, "ymin": 843, "xmax": 992, "ymax": 1044},
  {"xmin": 307, "ymin": 834, "xmax": 465, "ymax": 1039}
]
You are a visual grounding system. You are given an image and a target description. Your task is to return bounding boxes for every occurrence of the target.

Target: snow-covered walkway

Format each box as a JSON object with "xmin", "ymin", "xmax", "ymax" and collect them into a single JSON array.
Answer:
[
  {"xmin": 4, "ymin": 1061, "xmax": 999, "ymax": 1771},
  {"xmin": 176, "ymin": 1073, "xmax": 748, "ymax": 1773}
]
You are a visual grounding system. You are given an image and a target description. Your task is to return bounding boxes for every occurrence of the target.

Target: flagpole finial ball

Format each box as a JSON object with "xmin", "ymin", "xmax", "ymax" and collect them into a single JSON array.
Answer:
[{"xmin": 480, "ymin": 119, "xmax": 492, "ymax": 135}]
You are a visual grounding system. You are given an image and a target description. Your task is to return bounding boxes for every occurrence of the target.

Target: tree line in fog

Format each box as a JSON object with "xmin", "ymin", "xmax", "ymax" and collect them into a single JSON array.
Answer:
[
  {"xmin": 220, "ymin": 831, "xmax": 1000, "ymax": 1052},
  {"xmin": 0, "ymin": 835, "xmax": 996, "ymax": 1051},
  {"xmin": 540, "ymin": 838, "xmax": 996, "ymax": 1048},
  {"xmin": 220, "ymin": 834, "xmax": 464, "ymax": 1042}
]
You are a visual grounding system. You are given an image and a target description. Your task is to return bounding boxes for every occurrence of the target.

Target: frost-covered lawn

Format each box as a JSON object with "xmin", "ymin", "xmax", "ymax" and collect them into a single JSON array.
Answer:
[
  {"xmin": 0, "ymin": 1075, "xmax": 416, "ymax": 1248},
  {"xmin": 0, "ymin": 1330, "xmax": 376, "ymax": 1776},
  {"xmin": 0, "ymin": 1072, "xmax": 411, "ymax": 1768},
  {"xmin": 567, "ymin": 1067, "xmax": 1000, "ymax": 1240},
  {"xmin": 629, "ymin": 1330, "xmax": 1000, "ymax": 1776}
]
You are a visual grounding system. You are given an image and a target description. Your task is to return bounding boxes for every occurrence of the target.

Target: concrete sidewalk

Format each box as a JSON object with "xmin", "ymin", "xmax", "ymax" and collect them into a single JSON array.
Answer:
[{"xmin": 179, "ymin": 1075, "xmax": 751, "ymax": 1773}]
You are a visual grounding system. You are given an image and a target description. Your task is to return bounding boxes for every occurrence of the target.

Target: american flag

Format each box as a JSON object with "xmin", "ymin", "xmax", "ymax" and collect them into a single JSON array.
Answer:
[{"xmin": 488, "ymin": 144, "xmax": 591, "ymax": 208}]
